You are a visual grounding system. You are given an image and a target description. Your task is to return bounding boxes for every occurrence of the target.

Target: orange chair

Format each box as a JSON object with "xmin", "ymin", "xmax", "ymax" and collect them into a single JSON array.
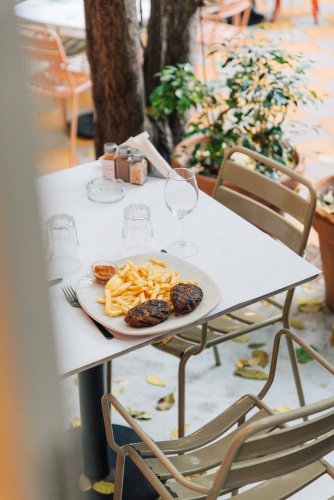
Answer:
[
  {"xmin": 19, "ymin": 25, "xmax": 92, "ymax": 166},
  {"xmin": 198, "ymin": 0, "xmax": 252, "ymax": 45},
  {"xmin": 272, "ymin": 0, "xmax": 319, "ymax": 24}
]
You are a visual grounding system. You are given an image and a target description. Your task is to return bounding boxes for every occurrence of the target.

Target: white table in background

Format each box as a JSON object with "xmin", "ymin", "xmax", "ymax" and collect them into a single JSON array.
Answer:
[
  {"xmin": 37, "ymin": 161, "xmax": 319, "ymax": 487},
  {"xmin": 15, "ymin": 0, "xmax": 151, "ymax": 39}
]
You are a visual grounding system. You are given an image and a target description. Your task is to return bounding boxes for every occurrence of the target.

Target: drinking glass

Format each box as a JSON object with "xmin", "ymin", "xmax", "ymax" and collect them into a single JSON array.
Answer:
[
  {"xmin": 122, "ymin": 203, "xmax": 154, "ymax": 255},
  {"xmin": 164, "ymin": 168, "xmax": 198, "ymax": 258},
  {"xmin": 46, "ymin": 213, "xmax": 80, "ymax": 277}
]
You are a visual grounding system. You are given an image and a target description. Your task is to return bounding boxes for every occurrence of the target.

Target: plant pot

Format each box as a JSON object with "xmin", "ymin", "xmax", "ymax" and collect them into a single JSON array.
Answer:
[
  {"xmin": 313, "ymin": 176, "xmax": 334, "ymax": 312},
  {"xmin": 172, "ymin": 134, "xmax": 303, "ymax": 196}
]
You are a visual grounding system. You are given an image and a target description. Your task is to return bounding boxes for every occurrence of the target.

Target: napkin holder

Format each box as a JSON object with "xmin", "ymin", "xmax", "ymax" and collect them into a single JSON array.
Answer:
[{"xmin": 122, "ymin": 131, "xmax": 172, "ymax": 179}]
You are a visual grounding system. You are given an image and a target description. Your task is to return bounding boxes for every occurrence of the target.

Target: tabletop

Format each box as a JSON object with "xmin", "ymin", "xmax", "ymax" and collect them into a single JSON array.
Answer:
[
  {"xmin": 15, "ymin": 0, "xmax": 151, "ymax": 39},
  {"xmin": 37, "ymin": 161, "xmax": 319, "ymax": 377}
]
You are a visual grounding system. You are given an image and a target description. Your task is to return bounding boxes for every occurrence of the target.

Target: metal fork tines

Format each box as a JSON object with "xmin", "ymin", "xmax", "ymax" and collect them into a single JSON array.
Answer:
[
  {"xmin": 62, "ymin": 285, "xmax": 114, "ymax": 339},
  {"xmin": 62, "ymin": 284, "xmax": 80, "ymax": 307}
]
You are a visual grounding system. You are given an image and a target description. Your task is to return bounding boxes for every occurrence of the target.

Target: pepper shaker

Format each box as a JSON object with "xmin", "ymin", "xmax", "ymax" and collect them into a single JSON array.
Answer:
[{"xmin": 116, "ymin": 145, "xmax": 131, "ymax": 182}]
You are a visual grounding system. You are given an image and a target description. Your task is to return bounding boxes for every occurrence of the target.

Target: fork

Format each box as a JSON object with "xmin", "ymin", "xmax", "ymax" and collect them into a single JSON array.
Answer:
[{"xmin": 62, "ymin": 285, "xmax": 114, "ymax": 340}]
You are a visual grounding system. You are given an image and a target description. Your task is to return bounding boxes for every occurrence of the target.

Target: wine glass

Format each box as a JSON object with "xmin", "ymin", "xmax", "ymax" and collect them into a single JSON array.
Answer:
[{"xmin": 164, "ymin": 168, "xmax": 199, "ymax": 258}]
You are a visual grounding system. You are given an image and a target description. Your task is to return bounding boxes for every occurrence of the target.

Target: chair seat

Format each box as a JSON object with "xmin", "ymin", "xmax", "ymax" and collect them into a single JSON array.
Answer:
[
  {"xmin": 197, "ymin": 20, "xmax": 244, "ymax": 45},
  {"xmin": 153, "ymin": 303, "xmax": 282, "ymax": 358},
  {"xmin": 29, "ymin": 65, "xmax": 91, "ymax": 98},
  {"xmin": 167, "ymin": 460, "xmax": 326, "ymax": 500},
  {"xmin": 132, "ymin": 401, "xmax": 270, "ymax": 481}
]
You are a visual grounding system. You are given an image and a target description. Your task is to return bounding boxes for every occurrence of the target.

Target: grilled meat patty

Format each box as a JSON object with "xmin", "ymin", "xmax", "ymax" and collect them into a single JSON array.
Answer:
[
  {"xmin": 170, "ymin": 283, "xmax": 203, "ymax": 315},
  {"xmin": 124, "ymin": 300, "xmax": 170, "ymax": 328}
]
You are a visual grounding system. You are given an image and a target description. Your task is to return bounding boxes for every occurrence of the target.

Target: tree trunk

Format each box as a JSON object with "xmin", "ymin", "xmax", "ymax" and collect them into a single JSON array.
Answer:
[
  {"xmin": 145, "ymin": 0, "xmax": 203, "ymax": 151},
  {"xmin": 84, "ymin": 0, "xmax": 145, "ymax": 158}
]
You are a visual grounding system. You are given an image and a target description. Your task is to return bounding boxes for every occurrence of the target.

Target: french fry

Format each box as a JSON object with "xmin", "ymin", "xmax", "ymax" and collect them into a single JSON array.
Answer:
[
  {"xmin": 149, "ymin": 257, "xmax": 167, "ymax": 267},
  {"xmin": 99, "ymin": 258, "xmax": 199, "ymax": 319}
]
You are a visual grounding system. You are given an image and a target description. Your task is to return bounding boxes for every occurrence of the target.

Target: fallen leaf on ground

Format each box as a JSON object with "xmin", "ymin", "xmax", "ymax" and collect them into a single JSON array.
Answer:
[
  {"xmin": 112, "ymin": 385, "xmax": 124, "ymax": 398},
  {"xmin": 93, "ymin": 481, "xmax": 115, "ymax": 494},
  {"xmin": 295, "ymin": 345, "xmax": 318, "ymax": 364},
  {"xmin": 330, "ymin": 325, "xmax": 334, "ymax": 347},
  {"xmin": 235, "ymin": 358, "xmax": 253, "ymax": 368},
  {"xmin": 297, "ymin": 297, "xmax": 324, "ymax": 313},
  {"xmin": 248, "ymin": 342, "xmax": 266, "ymax": 349},
  {"xmin": 233, "ymin": 334, "xmax": 250, "ymax": 343},
  {"xmin": 71, "ymin": 417, "xmax": 81, "ymax": 428},
  {"xmin": 115, "ymin": 378, "xmax": 128, "ymax": 385},
  {"xmin": 186, "ymin": 471, "xmax": 208, "ymax": 479},
  {"xmin": 128, "ymin": 407, "xmax": 153, "ymax": 420},
  {"xmin": 155, "ymin": 336, "xmax": 173, "ymax": 345},
  {"xmin": 251, "ymin": 350, "xmax": 269, "ymax": 367},
  {"xmin": 146, "ymin": 375, "xmax": 166, "ymax": 387},
  {"xmin": 289, "ymin": 318, "xmax": 305, "ymax": 330},
  {"xmin": 79, "ymin": 473, "xmax": 92, "ymax": 492},
  {"xmin": 260, "ymin": 300, "xmax": 271, "ymax": 307},
  {"xmin": 171, "ymin": 424, "xmax": 190, "ymax": 438},
  {"xmin": 157, "ymin": 392, "xmax": 175, "ymax": 411},
  {"xmin": 234, "ymin": 368, "xmax": 269, "ymax": 380}
]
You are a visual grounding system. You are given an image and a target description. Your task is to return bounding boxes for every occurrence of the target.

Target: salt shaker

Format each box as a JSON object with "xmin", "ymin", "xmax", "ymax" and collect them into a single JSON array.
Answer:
[
  {"xmin": 116, "ymin": 145, "xmax": 131, "ymax": 182},
  {"xmin": 101, "ymin": 142, "xmax": 118, "ymax": 180},
  {"xmin": 130, "ymin": 149, "xmax": 148, "ymax": 185}
]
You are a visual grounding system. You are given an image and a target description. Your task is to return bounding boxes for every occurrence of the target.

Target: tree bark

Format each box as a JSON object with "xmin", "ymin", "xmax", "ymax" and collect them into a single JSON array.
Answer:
[
  {"xmin": 84, "ymin": 0, "xmax": 145, "ymax": 157},
  {"xmin": 145, "ymin": 0, "xmax": 203, "ymax": 150}
]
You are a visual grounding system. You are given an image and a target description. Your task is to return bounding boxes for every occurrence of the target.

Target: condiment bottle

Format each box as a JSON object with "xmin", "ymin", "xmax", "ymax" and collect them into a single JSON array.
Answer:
[
  {"xmin": 130, "ymin": 149, "xmax": 148, "ymax": 186},
  {"xmin": 115, "ymin": 145, "xmax": 131, "ymax": 182},
  {"xmin": 101, "ymin": 143, "xmax": 118, "ymax": 180}
]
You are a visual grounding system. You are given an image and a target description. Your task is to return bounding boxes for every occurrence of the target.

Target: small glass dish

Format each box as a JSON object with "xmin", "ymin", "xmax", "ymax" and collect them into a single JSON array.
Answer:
[
  {"xmin": 86, "ymin": 177, "xmax": 126, "ymax": 204},
  {"xmin": 91, "ymin": 261, "xmax": 118, "ymax": 283}
]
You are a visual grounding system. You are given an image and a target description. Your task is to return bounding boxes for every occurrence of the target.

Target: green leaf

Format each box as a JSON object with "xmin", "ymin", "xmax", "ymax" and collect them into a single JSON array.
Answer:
[
  {"xmin": 248, "ymin": 342, "xmax": 266, "ymax": 349},
  {"xmin": 295, "ymin": 345, "xmax": 318, "ymax": 364},
  {"xmin": 156, "ymin": 392, "xmax": 175, "ymax": 411},
  {"xmin": 234, "ymin": 368, "xmax": 269, "ymax": 380}
]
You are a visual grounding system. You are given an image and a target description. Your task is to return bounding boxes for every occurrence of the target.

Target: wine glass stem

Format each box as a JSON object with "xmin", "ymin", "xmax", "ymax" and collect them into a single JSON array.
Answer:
[{"xmin": 179, "ymin": 217, "xmax": 185, "ymax": 247}]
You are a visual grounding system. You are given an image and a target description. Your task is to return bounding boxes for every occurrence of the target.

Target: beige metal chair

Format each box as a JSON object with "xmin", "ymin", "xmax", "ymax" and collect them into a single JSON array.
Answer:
[
  {"xmin": 19, "ymin": 24, "xmax": 92, "ymax": 166},
  {"xmin": 198, "ymin": 0, "xmax": 251, "ymax": 45},
  {"xmin": 154, "ymin": 146, "xmax": 317, "ymax": 437},
  {"xmin": 102, "ymin": 329, "xmax": 334, "ymax": 500}
]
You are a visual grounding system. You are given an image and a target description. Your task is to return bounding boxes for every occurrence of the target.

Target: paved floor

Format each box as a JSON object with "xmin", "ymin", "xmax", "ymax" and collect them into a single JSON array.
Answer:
[{"xmin": 34, "ymin": 1, "xmax": 334, "ymax": 496}]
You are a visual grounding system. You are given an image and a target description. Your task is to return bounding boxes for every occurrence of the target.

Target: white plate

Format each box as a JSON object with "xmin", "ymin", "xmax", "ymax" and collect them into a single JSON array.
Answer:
[{"xmin": 76, "ymin": 252, "xmax": 221, "ymax": 336}]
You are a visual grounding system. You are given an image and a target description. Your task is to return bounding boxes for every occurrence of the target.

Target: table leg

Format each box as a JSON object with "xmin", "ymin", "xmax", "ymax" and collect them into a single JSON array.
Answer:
[{"xmin": 78, "ymin": 365, "xmax": 110, "ymax": 481}]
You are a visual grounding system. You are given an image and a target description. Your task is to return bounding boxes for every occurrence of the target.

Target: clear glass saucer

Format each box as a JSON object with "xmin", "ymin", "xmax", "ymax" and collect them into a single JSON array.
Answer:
[{"xmin": 86, "ymin": 177, "xmax": 126, "ymax": 204}]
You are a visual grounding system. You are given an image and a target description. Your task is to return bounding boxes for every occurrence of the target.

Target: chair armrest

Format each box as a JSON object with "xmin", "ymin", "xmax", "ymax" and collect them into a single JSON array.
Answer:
[
  {"xmin": 258, "ymin": 328, "xmax": 334, "ymax": 399},
  {"xmin": 101, "ymin": 394, "xmax": 210, "ymax": 495}
]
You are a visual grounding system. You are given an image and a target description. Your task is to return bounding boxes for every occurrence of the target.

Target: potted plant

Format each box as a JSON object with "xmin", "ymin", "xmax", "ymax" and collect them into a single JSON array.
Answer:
[
  {"xmin": 313, "ymin": 177, "xmax": 334, "ymax": 312},
  {"xmin": 149, "ymin": 39, "xmax": 321, "ymax": 194}
]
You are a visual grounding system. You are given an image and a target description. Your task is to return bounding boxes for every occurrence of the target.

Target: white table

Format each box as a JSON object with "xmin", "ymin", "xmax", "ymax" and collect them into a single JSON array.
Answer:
[
  {"xmin": 15, "ymin": 0, "xmax": 151, "ymax": 39},
  {"xmin": 15, "ymin": 0, "xmax": 86, "ymax": 38},
  {"xmin": 37, "ymin": 161, "xmax": 318, "ymax": 485}
]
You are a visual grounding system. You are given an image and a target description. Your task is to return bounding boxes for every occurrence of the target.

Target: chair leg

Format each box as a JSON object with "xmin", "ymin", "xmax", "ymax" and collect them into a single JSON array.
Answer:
[
  {"xmin": 286, "ymin": 335, "xmax": 306, "ymax": 407},
  {"xmin": 69, "ymin": 92, "xmax": 79, "ymax": 166},
  {"xmin": 213, "ymin": 345, "xmax": 221, "ymax": 366},
  {"xmin": 114, "ymin": 452, "xmax": 125, "ymax": 500},
  {"xmin": 106, "ymin": 360, "xmax": 112, "ymax": 394},
  {"xmin": 178, "ymin": 353, "xmax": 192, "ymax": 438},
  {"xmin": 312, "ymin": 0, "xmax": 319, "ymax": 24},
  {"xmin": 271, "ymin": 0, "xmax": 281, "ymax": 21},
  {"xmin": 60, "ymin": 99, "xmax": 67, "ymax": 132}
]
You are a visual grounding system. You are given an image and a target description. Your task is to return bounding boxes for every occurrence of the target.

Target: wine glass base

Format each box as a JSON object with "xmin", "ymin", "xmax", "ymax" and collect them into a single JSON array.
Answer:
[{"xmin": 165, "ymin": 240, "xmax": 198, "ymax": 259}]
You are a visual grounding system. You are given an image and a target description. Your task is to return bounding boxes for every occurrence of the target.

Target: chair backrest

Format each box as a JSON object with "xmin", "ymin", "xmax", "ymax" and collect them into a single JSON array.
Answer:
[
  {"xmin": 18, "ymin": 24, "xmax": 75, "ymax": 93},
  {"xmin": 212, "ymin": 146, "xmax": 317, "ymax": 255},
  {"xmin": 210, "ymin": 396, "xmax": 334, "ymax": 495}
]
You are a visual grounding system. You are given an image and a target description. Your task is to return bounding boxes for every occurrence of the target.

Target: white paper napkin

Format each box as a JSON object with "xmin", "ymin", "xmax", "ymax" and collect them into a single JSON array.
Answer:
[{"xmin": 121, "ymin": 131, "xmax": 172, "ymax": 178}]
